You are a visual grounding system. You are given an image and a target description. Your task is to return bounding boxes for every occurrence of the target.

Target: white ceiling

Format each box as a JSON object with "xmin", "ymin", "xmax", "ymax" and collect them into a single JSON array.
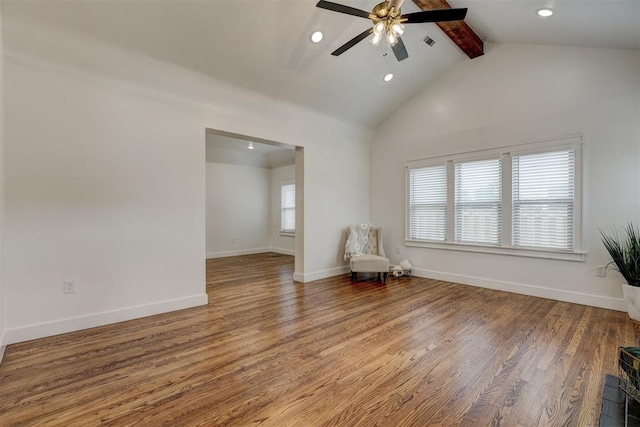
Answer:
[
  {"xmin": 2, "ymin": 0, "xmax": 639, "ymax": 128},
  {"xmin": 206, "ymin": 132, "xmax": 296, "ymax": 169},
  {"xmin": 459, "ymin": 0, "xmax": 640, "ymax": 51}
]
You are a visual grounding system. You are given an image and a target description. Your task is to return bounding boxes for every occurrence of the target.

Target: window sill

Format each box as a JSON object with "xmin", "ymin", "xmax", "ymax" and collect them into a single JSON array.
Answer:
[
  {"xmin": 404, "ymin": 240, "xmax": 586, "ymax": 262},
  {"xmin": 279, "ymin": 231, "xmax": 295, "ymax": 237}
]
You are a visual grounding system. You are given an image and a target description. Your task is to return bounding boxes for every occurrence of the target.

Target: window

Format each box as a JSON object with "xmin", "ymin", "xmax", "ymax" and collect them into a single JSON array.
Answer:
[
  {"xmin": 512, "ymin": 150, "xmax": 575, "ymax": 251},
  {"xmin": 280, "ymin": 181, "xmax": 295, "ymax": 233},
  {"xmin": 454, "ymin": 159, "xmax": 502, "ymax": 245},
  {"xmin": 405, "ymin": 135, "xmax": 583, "ymax": 261},
  {"xmin": 408, "ymin": 165, "xmax": 447, "ymax": 241}
]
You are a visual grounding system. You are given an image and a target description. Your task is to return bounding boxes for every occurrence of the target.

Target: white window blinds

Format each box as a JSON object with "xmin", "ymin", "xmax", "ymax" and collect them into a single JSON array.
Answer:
[
  {"xmin": 454, "ymin": 159, "xmax": 502, "ymax": 245},
  {"xmin": 280, "ymin": 183, "xmax": 295, "ymax": 232},
  {"xmin": 512, "ymin": 150, "xmax": 575, "ymax": 250},
  {"xmin": 408, "ymin": 165, "xmax": 447, "ymax": 241}
]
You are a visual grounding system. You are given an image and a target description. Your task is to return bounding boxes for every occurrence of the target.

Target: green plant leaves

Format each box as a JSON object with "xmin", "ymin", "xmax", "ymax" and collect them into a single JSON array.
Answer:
[{"xmin": 600, "ymin": 223, "xmax": 640, "ymax": 287}]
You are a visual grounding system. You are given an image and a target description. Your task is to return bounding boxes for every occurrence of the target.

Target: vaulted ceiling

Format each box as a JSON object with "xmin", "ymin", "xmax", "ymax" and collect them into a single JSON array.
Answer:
[{"xmin": 2, "ymin": 0, "xmax": 639, "ymax": 128}]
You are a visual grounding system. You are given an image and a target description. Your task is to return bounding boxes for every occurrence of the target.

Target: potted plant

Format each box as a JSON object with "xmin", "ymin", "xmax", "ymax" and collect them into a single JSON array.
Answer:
[{"xmin": 601, "ymin": 224, "xmax": 640, "ymax": 321}]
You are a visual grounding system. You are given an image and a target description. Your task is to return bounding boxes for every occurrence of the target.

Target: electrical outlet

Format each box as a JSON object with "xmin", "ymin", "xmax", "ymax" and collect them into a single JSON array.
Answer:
[
  {"xmin": 395, "ymin": 247, "xmax": 401, "ymax": 254},
  {"xmin": 596, "ymin": 266, "xmax": 607, "ymax": 278},
  {"xmin": 63, "ymin": 280, "xmax": 76, "ymax": 294}
]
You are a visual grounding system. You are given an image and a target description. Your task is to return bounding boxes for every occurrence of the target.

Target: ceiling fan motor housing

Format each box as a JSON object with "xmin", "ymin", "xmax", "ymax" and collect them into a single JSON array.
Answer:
[{"xmin": 373, "ymin": 2, "xmax": 401, "ymax": 21}]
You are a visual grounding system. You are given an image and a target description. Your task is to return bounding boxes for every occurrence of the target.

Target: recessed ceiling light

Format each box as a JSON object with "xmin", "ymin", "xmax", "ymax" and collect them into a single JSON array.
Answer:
[
  {"xmin": 248, "ymin": 142, "xmax": 254, "ymax": 150},
  {"xmin": 537, "ymin": 8, "xmax": 553, "ymax": 17},
  {"xmin": 310, "ymin": 31, "xmax": 323, "ymax": 43},
  {"xmin": 383, "ymin": 73, "xmax": 394, "ymax": 82}
]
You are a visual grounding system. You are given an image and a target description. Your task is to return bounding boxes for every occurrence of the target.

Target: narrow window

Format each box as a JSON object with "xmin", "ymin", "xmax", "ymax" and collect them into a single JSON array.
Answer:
[{"xmin": 280, "ymin": 183, "xmax": 295, "ymax": 233}]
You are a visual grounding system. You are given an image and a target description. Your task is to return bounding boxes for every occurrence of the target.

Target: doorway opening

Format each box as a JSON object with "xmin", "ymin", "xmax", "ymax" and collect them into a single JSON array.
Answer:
[{"xmin": 204, "ymin": 128, "xmax": 303, "ymax": 282}]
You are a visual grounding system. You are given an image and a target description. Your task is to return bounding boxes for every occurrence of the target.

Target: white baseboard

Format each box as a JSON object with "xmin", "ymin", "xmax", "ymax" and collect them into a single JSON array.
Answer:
[
  {"xmin": 293, "ymin": 265, "xmax": 350, "ymax": 283},
  {"xmin": 269, "ymin": 247, "xmax": 295, "ymax": 256},
  {"xmin": 413, "ymin": 268, "xmax": 626, "ymax": 312},
  {"xmin": 4, "ymin": 293, "xmax": 209, "ymax": 345},
  {"xmin": 206, "ymin": 248, "xmax": 271, "ymax": 259},
  {"xmin": 207, "ymin": 247, "xmax": 295, "ymax": 259}
]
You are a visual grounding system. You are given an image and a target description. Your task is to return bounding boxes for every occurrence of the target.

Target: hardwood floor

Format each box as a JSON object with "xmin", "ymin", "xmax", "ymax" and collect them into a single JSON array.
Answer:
[{"xmin": 0, "ymin": 253, "xmax": 634, "ymax": 426}]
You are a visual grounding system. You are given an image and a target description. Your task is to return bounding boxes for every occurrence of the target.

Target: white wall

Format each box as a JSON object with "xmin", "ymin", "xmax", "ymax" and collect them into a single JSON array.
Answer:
[
  {"xmin": 206, "ymin": 162, "xmax": 270, "ymax": 257},
  {"xmin": 270, "ymin": 164, "xmax": 296, "ymax": 255},
  {"xmin": 371, "ymin": 43, "xmax": 640, "ymax": 311},
  {"xmin": 2, "ymin": 14, "xmax": 371, "ymax": 343}
]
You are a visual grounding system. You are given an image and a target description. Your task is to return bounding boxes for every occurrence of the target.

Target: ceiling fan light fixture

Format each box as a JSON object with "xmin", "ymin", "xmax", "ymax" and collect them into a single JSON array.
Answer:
[
  {"xmin": 372, "ymin": 32, "xmax": 383, "ymax": 45},
  {"xmin": 537, "ymin": 8, "xmax": 553, "ymax": 17},
  {"xmin": 387, "ymin": 31, "xmax": 398, "ymax": 46},
  {"xmin": 310, "ymin": 31, "xmax": 324, "ymax": 43},
  {"xmin": 391, "ymin": 22, "xmax": 405, "ymax": 36},
  {"xmin": 373, "ymin": 21, "xmax": 386, "ymax": 35},
  {"xmin": 383, "ymin": 73, "xmax": 394, "ymax": 82}
]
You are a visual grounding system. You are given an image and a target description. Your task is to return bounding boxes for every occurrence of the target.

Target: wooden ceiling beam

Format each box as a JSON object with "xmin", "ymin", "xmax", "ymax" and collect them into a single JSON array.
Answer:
[{"xmin": 411, "ymin": 0, "xmax": 484, "ymax": 59}]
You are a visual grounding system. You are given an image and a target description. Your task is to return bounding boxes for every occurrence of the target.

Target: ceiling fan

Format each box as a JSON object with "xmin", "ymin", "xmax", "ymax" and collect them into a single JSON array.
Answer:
[{"xmin": 316, "ymin": 0, "xmax": 467, "ymax": 62}]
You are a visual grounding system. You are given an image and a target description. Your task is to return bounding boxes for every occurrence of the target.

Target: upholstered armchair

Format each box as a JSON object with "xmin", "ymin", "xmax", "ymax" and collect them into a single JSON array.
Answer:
[{"xmin": 346, "ymin": 227, "xmax": 389, "ymax": 283}]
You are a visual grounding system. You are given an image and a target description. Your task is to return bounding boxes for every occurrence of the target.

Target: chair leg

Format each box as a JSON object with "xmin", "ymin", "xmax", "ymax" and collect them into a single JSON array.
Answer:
[
  {"xmin": 383, "ymin": 272, "xmax": 388, "ymax": 284},
  {"xmin": 351, "ymin": 272, "xmax": 357, "ymax": 281},
  {"xmin": 377, "ymin": 272, "xmax": 381, "ymax": 281}
]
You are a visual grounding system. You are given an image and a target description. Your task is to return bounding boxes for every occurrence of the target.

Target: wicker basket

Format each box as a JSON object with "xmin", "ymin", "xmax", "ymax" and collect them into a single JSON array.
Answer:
[{"xmin": 618, "ymin": 347, "xmax": 640, "ymax": 403}]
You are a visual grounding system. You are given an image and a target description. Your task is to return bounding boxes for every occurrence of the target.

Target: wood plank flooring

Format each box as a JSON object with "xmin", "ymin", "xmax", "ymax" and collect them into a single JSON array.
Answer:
[{"xmin": 0, "ymin": 253, "xmax": 634, "ymax": 426}]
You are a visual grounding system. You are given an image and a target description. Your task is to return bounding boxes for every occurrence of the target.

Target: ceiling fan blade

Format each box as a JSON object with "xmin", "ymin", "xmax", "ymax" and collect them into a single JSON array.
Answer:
[
  {"xmin": 316, "ymin": 0, "xmax": 372, "ymax": 19},
  {"xmin": 331, "ymin": 28, "xmax": 374, "ymax": 56},
  {"xmin": 402, "ymin": 8, "xmax": 467, "ymax": 24},
  {"xmin": 392, "ymin": 37, "xmax": 409, "ymax": 62}
]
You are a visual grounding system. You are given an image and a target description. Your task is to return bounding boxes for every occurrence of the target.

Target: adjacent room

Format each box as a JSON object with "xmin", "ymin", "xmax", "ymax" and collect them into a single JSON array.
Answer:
[
  {"xmin": 0, "ymin": 0, "xmax": 638, "ymax": 425},
  {"xmin": 205, "ymin": 130, "xmax": 297, "ymax": 259}
]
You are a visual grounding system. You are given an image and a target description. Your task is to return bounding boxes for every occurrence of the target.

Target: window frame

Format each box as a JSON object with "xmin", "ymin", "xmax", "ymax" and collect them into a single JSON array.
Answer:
[
  {"xmin": 279, "ymin": 179, "xmax": 296, "ymax": 236},
  {"xmin": 404, "ymin": 134, "xmax": 584, "ymax": 262}
]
